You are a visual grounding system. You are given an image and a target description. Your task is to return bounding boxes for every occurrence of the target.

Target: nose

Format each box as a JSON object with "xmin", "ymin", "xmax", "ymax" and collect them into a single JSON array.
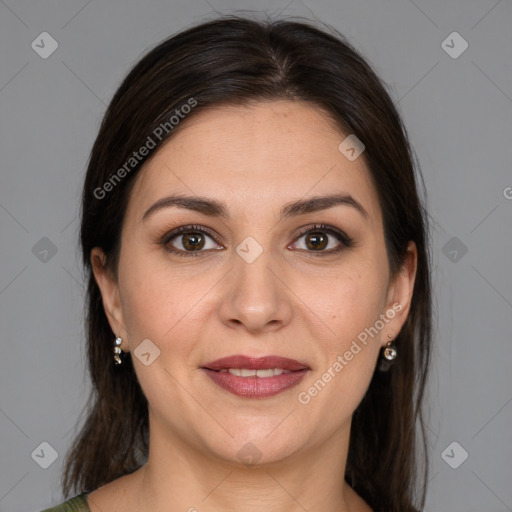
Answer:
[{"xmin": 217, "ymin": 245, "xmax": 294, "ymax": 334}]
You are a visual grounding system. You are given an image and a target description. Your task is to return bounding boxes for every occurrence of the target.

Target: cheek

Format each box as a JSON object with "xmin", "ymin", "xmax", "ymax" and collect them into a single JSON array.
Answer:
[
  {"xmin": 297, "ymin": 296, "xmax": 383, "ymax": 425},
  {"xmin": 118, "ymin": 257, "xmax": 205, "ymax": 397},
  {"xmin": 296, "ymin": 261, "xmax": 387, "ymax": 403},
  {"xmin": 302, "ymin": 262, "xmax": 387, "ymax": 342},
  {"xmin": 118, "ymin": 252, "xmax": 181, "ymax": 343},
  {"xmin": 119, "ymin": 251, "xmax": 219, "ymax": 357}
]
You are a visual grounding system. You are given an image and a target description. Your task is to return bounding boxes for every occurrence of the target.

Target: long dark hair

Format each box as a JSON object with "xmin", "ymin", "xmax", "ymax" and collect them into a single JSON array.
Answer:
[{"xmin": 63, "ymin": 14, "xmax": 433, "ymax": 512}]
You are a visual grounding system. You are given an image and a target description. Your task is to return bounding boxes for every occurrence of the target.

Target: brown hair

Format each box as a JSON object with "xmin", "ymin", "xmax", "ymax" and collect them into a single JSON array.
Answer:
[{"xmin": 64, "ymin": 14, "xmax": 433, "ymax": 512}]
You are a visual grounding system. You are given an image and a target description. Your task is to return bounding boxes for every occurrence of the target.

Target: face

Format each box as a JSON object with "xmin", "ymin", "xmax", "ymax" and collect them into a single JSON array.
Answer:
[{"xmin": 92, "ymin": 100, "xmax": 416, "ymax": 468}]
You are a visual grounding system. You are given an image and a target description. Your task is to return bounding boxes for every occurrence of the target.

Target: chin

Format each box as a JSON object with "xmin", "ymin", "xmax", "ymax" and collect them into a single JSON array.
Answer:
[{"xmin": 200, "ymin": 422, "xmax": 306, "ymax": 468}]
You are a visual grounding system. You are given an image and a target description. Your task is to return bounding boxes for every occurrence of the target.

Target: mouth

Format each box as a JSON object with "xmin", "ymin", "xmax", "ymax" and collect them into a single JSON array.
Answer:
[
  {"xmin": 200, "ymin": 355, "xmax": 310, "ymax": 399},
  {"xmin": 201, "ymin": 354, "xmax": 310, "ymax": 372},
  {"xmin": 209, "ymin": 368, "xmax": 294, "ymax": 377}
]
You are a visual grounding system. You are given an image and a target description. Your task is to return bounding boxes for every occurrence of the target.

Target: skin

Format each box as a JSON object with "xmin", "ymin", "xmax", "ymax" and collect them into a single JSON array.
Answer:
[{"xmin": 89, "ymin": 100, "xmax": 417, "ymax": 512}]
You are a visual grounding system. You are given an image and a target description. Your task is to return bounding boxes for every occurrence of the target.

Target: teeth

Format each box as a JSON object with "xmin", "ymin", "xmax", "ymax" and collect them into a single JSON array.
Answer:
[{"xmin": 224, "ymin": 368, "xmax": 292, "ymax": 377}]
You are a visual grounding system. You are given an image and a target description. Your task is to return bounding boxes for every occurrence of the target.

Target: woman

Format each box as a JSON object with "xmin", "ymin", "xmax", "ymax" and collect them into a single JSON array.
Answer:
[{"xmin": 42, "ymin": 14, "xmax": 433, "ymax": 512}]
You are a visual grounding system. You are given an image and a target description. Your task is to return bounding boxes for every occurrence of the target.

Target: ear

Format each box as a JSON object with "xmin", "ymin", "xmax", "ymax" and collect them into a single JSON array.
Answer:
[
  {"xmin": 90, "ymin": 247, "xmax": 129, "ymax": 352},
  {"xmin": 381, "ymin": 240, "xmax": 418, "ymax": 346}
]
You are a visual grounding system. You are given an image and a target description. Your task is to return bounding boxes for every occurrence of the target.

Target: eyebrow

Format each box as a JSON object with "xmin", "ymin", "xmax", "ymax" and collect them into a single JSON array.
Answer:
[{"xmin": 142, "ymin": 193, "xmax": 369, "ymax": 222}]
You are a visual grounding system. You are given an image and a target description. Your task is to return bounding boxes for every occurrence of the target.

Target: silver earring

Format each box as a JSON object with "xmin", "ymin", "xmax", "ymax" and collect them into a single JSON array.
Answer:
[
  {"xmin": 114, "ymin": 336, "xmax": 123, "ymax": 365},
  {"xmin": 382, "ymin": 334, "xmax": 397, "ymax": 361},
  {"xmin": 378, "ymin": 333, "xmax": 397, "ymax": 372}
]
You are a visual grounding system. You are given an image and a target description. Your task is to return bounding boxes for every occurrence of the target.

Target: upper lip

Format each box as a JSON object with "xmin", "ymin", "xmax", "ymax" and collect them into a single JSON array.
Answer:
[{"xmin": 201, "ymin": 355, "xmax": 310, "ymax": 371}]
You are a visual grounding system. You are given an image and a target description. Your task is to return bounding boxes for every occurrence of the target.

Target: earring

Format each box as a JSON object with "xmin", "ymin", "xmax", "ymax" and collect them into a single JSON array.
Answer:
[
  {"xmin": 378, "ymin": 333, "xmax": 397, "ymax": 372},
  {"xmin": 113, "ymin": 336, "xmax": 123, "ymax": 365}
]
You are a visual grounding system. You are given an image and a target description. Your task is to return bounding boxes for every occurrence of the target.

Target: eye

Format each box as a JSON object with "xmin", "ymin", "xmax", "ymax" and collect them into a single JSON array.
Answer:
[
  {"xmin": 289, "ymin": 224, "xmax": 352, "ymax": 255},
  {"xmin": 161, "ymin": 225, "xmax": 223, "ymax": 256},
  {"xmin": 160, "ymin": 223, "xmax": 352, "ymax": 257}
]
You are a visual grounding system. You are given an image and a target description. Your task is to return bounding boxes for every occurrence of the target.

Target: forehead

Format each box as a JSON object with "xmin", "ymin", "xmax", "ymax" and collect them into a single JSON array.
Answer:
[{"xmin": 125, "ymin": 100, "xmax": 381, "ymax": 226}]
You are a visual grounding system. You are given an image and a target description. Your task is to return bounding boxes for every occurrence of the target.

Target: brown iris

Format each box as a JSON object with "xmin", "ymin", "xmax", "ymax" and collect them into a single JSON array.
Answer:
[
  {"xmin": 305, "ymin": 231, "xmax": 328, "ymax": 250},
  {"xmin": 182, "ymin": 233, "xmax": 205, "ymax": 251}
]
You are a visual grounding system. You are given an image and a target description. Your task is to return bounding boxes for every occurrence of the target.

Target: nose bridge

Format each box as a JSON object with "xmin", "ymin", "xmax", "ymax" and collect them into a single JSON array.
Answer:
[{"xmin": 218, "ymin": 235, "xmax": 293, "ymax": 332}]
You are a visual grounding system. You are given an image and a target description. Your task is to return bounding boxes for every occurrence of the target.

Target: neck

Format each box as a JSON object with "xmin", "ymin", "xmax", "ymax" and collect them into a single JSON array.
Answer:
[{"xmin": 129, "ymin": 413, "xmax": 371, "ymax": 512}]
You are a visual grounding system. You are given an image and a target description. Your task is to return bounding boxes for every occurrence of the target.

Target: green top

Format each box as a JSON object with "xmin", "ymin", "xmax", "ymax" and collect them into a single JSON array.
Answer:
[{"xmin": 40, "ymin": 493, "xmax": 90, "ymax": 512}]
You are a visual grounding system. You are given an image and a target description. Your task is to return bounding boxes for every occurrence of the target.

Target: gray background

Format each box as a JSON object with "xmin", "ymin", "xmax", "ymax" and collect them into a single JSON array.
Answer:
[{"xmin": 1, "ymin": 0, "xmax": 511, "ymax": 511}]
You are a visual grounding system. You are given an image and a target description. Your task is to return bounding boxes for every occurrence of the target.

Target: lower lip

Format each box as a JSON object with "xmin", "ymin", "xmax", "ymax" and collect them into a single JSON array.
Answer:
[{"xmin": 201, "ymin": 368, "xmax": 309, "ymax": 399}]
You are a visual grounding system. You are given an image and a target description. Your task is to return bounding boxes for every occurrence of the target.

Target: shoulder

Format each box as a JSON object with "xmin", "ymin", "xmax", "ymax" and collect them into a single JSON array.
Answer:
[{"xmin": 39, "ymin": 493, "xmax": 90, "ymax": 512}]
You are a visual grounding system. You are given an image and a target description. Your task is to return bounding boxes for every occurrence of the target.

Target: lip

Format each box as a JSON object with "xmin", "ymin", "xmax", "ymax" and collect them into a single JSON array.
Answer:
[
  {"xmin": 201, "ymin": 355, "xmax": 310, "ymax": 371},
  {"xmin": 200, "ymin": 355, "xmax": 310, "ymax": 399},
  {"xmin": 201, "ymin": 368, "xmax": 309, "ymax": 399}
]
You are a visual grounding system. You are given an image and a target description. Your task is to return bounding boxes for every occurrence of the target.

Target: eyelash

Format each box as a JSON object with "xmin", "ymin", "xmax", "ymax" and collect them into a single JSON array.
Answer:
[{"xmin": 160, "ymin": 223, "xmax": 353, "ymax": 258}]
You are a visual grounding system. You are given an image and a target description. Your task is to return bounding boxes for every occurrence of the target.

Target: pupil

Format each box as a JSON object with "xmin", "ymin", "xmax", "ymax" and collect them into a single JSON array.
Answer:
[
  {"xmin": 183, "ymin": 233, "xmax": 204, "ymax": 250},
  {"xmin": 306, "ymin": 232, "xmax": 327, "ymax": 250}
]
